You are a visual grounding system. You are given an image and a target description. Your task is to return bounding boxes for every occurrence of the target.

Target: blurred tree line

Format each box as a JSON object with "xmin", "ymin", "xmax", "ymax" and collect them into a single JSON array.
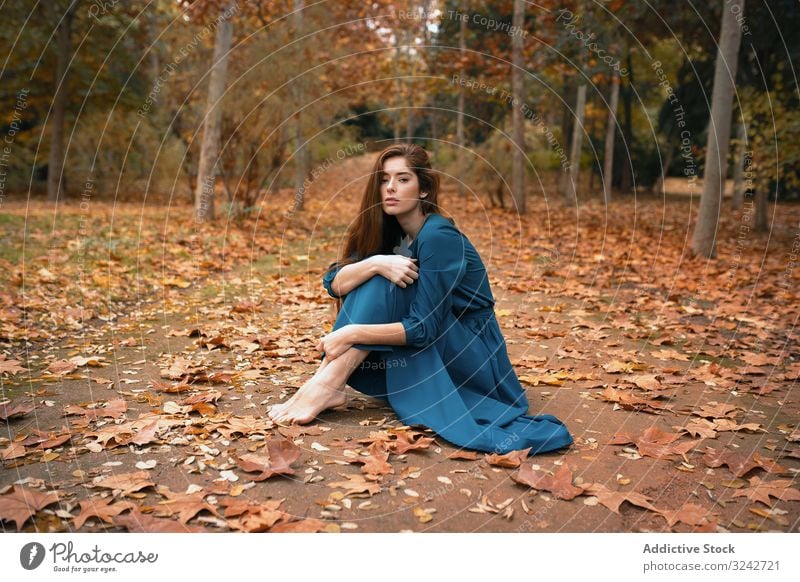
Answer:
[{"xmin": 1, "ymin": 0, "xmax": 797, "ymax": 240}]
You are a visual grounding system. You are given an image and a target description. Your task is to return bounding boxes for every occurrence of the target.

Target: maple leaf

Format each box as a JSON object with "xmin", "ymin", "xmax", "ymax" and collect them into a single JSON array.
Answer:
[
  {"xmin": 235, "ymin": 508, "xmax": 289, "ymax": 532},
  {"xmin": 0, "ymin": 355, "xmax": 27, "ymax": 376},
  {"xmin": 511, "ymin": 463, "xmax": 583, "ymax": 500},
  {"xmin": 47, "ymin": 359, "xmax": 78, "ymax": 375},
  {"xmin": 327, "ymin": 474, "xmax": 382, "ymax": 497},
  {"xmin": 485, "ymin": 447, "xmax": 531, "ymax": 469},
  {"xmin": 702, "ymin": 448, "xmax": 787, "ymax": 478},
  {"xmin": 358, "ymin": 441, "xmax": 393, "ymax": 476},
  {"xmin": 740, "ymin": 353, "xmax": 781, "ymax": 366},
  {"xmin": 155, "ymin": 488, "xmax": 220, "ymax": 524},
  {"xmin": 731, "ymin": 476, "xmax": 800, "ymax": 507},
  {"xmin": 270, "ymin": 518, "xmax": 327, "ymax": 532},
  {"xmin": 0, "ymin": 486, "xmax": 60, "ymax": 529},
  {"xmin": 627, "ymin": 374, "xmax": 662, "ymax": 391},
  {"xmin": 693, "ymin": 401, "xmax": 741, "ymax": 419},
  {"xmin": 129, "ymin": 421, "xmax": 160, "ymax": 446},
  {"xmin": 83, "ymin": 423, "xmax": 137, "ymax": 449},
  {"xmin": 277, "ymin": 424, "xmax": 324, "ymax": 439},
  {"xmin": 237, "ymin": 438, "xmax": 301, "ymax": 481},
  {"xmin": 650, "ymin": 349, "xmax": 690, "ymax": 362},
  {"xmin": 73, "ymin": 497, "xmax": 135, "ymax": 529},
  {"xmin": 214, "ymin": 415, "xmax": 272, "ymax": 438},
  {"xmin": 114, "ymin": 509, "xmax": 206, "ymax": 532},
  {"xmin": 448, "ymin": 450, "xmax": 479, "ymax": 461},
  {"xmin": 149, "ymin": 379, "xmax": 191, "ymax": 393},
  {"xmin": 657, "ymin": 502, "xmax": 716, "ymax": 528},
  {"xmin": 0, "ymin": 400, "xmax": 35, "ymax": 421},
  {"xmin": 580, "ymin": 482, "xmax": 659, "ymax": 514},
  {"xmin": 89, "ymin": 470, "xmax": 156, "ymax": 496},
  {"xmin": 610, "ymin": 426, "xmax": 701, "ymax": 460},
  {"xmin": 218, "ymin": 497, "xmax": 283, "ymax": 519},
  {"xmin": 1, "ymin": 442, "xmax": 27, "ymax": 460},
  {"xmin": 597, "ymin": 386, "xmax": 670, "ymax": 414},
  {"xmin": 64, "ymin": 398, "xmax": 127, "ymax": 420},
  {"xmin": 388, "ymin": 430, "xmax": 434, "ymax": 454}
]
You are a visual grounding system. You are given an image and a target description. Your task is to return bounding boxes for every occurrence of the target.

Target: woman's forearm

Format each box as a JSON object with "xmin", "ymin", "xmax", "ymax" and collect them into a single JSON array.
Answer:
[
  {"xmin": 330, "ymin": 257, "xmax": 380, "ymax": 296},
  {"xmin": 350, "ymin": 322, "xmax": 407, "ymax": 346}
]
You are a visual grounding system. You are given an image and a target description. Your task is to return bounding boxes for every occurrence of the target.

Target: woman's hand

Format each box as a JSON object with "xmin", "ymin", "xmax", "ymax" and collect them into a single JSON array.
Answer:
[
  {"xmin": 316, "ymin": 325, "xmax": 358, "ymax": 360},
  {"xmin": 372, "ymin": 255, "xmax": 419, "ymax": 288}
]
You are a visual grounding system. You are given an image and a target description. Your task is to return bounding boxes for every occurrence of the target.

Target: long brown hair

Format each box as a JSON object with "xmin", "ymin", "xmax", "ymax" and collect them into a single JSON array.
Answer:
[{"xmin": 338, "ymin": 143, "xmax": 441, "ymax": 267}]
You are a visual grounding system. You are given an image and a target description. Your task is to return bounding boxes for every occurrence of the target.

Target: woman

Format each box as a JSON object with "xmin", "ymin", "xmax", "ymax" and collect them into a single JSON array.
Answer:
[{"xmin": 268, "ymin": 144, "xmax": 572, "ymax": 455}]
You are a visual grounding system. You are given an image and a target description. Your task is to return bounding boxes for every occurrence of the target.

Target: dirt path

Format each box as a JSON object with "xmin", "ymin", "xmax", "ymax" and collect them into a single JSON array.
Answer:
[{"xmin": 1, "ymin": 159, "xmax": 798, "ymax": 533}]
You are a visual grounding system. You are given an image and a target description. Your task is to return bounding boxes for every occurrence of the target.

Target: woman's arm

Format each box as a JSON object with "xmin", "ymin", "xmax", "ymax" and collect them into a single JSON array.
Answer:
[
  {"xmin": 326, "ymin": 255, "xmax": 419, "ymax": 297},
  {"xmin": 327, "ymin": 257, "xmax": 380, "ymax": 297},
  {"xmin": 316, "ymin": 322, "xmax": 406, "ymax": 360}
]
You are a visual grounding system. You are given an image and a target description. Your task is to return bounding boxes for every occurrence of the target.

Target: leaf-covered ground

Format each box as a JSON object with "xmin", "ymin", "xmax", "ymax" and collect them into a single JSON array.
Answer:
[{"xmin": 1, "ymin": 157, "xmax": 799, "ymax": 532}]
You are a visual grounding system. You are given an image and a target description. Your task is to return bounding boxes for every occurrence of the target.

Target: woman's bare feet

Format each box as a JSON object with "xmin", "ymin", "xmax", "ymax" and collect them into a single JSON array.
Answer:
[
  {"xmin": 267, "ymin": 347, "xmax": 369, "ymax": 425},
  {"xmin": 267, "ymin": 378, "xmax": 347, "ymax": 425}
]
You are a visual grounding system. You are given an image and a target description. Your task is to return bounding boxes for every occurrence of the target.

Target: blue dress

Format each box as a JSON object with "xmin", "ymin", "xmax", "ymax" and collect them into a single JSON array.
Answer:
[{"xmin": 322, "ymin": 213, "xmax": 573, "ymax": 456}]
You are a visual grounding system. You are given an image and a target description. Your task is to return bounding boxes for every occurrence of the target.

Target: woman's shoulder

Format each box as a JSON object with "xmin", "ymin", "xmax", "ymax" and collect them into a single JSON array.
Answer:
[{"xmin": 420, "ymin": 213, "xmax": 461, "ymax": 238}]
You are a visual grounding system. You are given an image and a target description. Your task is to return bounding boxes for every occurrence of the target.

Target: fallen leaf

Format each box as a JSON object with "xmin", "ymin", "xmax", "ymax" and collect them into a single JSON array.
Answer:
[
  {"xmin": 237, "ymin": 438, "xmax": 301, "ymax": 481},
  {"xmin": 610, "ymin": 426, "xmax": 701, "ymax": 460},
  {"xmin": 485, "ymin": 447, "xmax": 531, "ymax": 469},
  {"xmin": 511, "ymin": 463, "xmax": 583, "ymax": 500},
  {"xmin": 0, "ymin": 486, "xmax": 60, "ymax": 529},
  {"xmin": 657, "ymin": 502, "xmax": 716, "ymax": 529},
  {"xmin": 0, "ymin": 355, "xmax": 27, "ymax": 376},
  {"xmin": 89, "ymin": 471, "xmax": 155, "ymax": 496},
  {"xmin": 0, "ymin": 401, "xmax": 35, "ymax": 421},
  {"xmin": 388, "ymin": 431, "xmax": 434, "ymax": 454},
  {"xmin": 327, "ymin": 474, "xmax": 382, "ymax": 497},
  {"xmin": 73, "ymin": 497, "xmax": 135, "ymax": 529},
  {"xmin": 580, "ymin": 482, "xmax": 659, "ymax": 514},
  {"xmin": 114, "ymin": 508, "xmax": 205, "ymax": 532},
  {"xmin": 731, "ymin": 476, "xmax": 800, "ymax": 507},
  {"xmin": 702, "ymin": 448, "xmax": 787, "ymax": 478}
]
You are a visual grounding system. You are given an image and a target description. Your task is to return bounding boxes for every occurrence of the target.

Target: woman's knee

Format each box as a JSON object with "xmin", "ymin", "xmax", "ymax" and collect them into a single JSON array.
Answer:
[{"xmin": 340, "ymin": 276, "xmax": 412, "ymax": 322}]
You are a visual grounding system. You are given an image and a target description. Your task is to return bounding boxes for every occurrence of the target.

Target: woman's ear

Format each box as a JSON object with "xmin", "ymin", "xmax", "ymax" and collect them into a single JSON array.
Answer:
[{"xmin": 420, "ymin": 192, "xmax": 428, "ymax": 199}]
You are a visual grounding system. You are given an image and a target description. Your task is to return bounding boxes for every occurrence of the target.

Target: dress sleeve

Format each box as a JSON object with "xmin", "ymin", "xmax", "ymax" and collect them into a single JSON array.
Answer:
[
  {"xmin": 400, "ymin": 223, "xmax": 467, "ymax": 348},
  {"xmin": 322, "ymin": 252, "xmax": 358, "ymax": 298}
]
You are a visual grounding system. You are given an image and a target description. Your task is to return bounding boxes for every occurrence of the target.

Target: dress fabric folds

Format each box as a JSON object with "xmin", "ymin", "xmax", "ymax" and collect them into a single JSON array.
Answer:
[{"xmin": 322, "ymin": 213, "xmax": 573, "ymax": 455}]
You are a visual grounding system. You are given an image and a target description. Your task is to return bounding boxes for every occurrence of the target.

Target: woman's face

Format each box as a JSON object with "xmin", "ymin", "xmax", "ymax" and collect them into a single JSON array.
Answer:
[{"xmin": 380, "ymin": 156, "xmax": 426, "ymax": 217}]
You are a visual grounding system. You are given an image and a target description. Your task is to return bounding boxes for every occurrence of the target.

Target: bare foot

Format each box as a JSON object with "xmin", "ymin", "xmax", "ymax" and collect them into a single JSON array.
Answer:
[{"xmin": 267, "ymin": 379, "xmax": 347, "ymax": 425}]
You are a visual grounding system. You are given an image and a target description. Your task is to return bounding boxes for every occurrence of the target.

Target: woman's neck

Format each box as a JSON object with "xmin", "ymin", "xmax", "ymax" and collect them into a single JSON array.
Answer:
[{"xmin": 397, "ymin": 211, "xmax": 429, "ymax": 241}]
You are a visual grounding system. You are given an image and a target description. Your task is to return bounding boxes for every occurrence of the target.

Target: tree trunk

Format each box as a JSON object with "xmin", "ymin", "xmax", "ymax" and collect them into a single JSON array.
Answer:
[
  {"xmin": 557, "ymin": 76, "xmax": 572, "ymax": 197},
  {"xmin": 194, "ymin": 3, "xmax": 234, "ymax": 222},
  {"xmin": 652, "ymin": 145, "xmax": 674, "ymax": 196},
  {"xmin": 291, "ymin": 0, "xmax": 309, "ymax": 213},
  {"xmin": 511, "ymin": 0, "xmax": 526, "ymax": 213},
  {"xmin": 47, "ymin": 8, "xmax": 73, "ymax": 202},
  {"xmin": 619, "ymin": 48, "xmax": 634, "ymax": 193},
  {"xmin": 691, "ymin": 0, "xmax": 745, "ymax": 258},
  {"xmin": 456, "ymin": 0, "xmax": 467, "ymax": 197},
  {"xmin": 731, "ymin": 121, "xmax": 747, "ymax": 209},
  {"xmin": 754, "ymin": 188, "xmax": 768, "ymax": 232},
  {"xmin": 565, "ymin": 79, "xmax": 586, "ymax": 206},
  {"xmin": 602, "ymin": 65, "xmax": 620, "ymax": 204}
]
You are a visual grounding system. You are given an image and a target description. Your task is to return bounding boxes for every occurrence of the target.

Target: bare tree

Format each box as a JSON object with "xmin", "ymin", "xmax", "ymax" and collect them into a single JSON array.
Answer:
[
  {"xmin": 194, "ymin": 2, "xmax": 235, "ymax": 222},
  {"xmin": 564, "ymin": 62, "xmax": 586, "ymax": 206},
  {"xmin": 731, "ymin": 120, "xmax": 747, "ymax": 209},
  {"xmin": 691, "ymin": 0, "xmax": 745, "ymax": 258},
  {"xmin": 456, "ymin": 0, "xmax": 467, "ymax": 197},
  {"xmin": 47, "ymin": 1, "xmax": 80, "ymax": 202},
  {"xmin": 511, "ymin": 0, "xmax": 526, "ymax": 213},
  {"xmin": 291, "ymin": 0, "xmax": 310, "ymax": 213},
  {"xmin": 602, "ymin": 63, "xmax": 620, "ymax": 205}
]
